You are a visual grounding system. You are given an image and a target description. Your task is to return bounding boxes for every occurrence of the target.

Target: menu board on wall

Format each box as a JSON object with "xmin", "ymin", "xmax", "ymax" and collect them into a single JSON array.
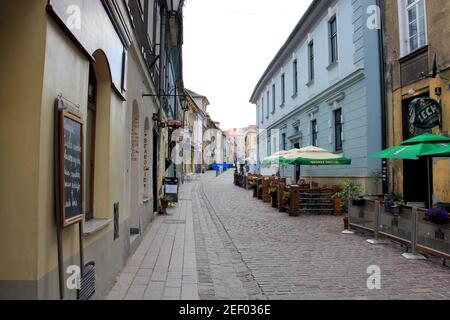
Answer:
[{"xmin": 60, "ymin": 109, "xmax": 84, "ymax": 228}]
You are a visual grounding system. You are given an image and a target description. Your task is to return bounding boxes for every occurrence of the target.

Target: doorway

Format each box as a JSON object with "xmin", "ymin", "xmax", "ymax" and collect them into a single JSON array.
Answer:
[{"xmin": 402, "ymin": 93, "xmax": 433, "ymax": 207}]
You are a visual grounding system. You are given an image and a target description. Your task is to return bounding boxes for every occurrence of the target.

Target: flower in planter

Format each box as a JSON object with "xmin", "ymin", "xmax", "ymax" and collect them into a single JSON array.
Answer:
[
  {"xmin": 384, "ymin": 193, "xmax": 405, "ymax": 210},
  {"xmin": 426, "ymin": 208, "xmax": 449, "ymax": 225}
]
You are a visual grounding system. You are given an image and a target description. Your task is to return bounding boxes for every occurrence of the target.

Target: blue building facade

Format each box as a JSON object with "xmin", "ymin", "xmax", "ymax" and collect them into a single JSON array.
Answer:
[{"xmin": 250, "ymin": 0, "xmax": 384, "ymax": 191}]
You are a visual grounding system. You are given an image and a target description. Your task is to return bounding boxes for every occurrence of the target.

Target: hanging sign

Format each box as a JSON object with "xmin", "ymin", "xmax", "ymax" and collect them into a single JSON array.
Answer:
[
  {"xmin": 59, "ymin": 105, "xmax": 84, "ymax": 228},
  {"xmin": 409, "ymin": 97, "xmax": 442, "ymax": 129}
]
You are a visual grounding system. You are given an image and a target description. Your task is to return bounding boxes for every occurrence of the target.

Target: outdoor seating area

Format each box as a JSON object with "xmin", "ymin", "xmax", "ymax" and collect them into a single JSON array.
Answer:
[
  {"xmin": 234, "ymin": 134, "xmax": 450, "ymax": 263},
  {"xmin": 235, "ymin": 173, "xmax": 341, "ymax": 217}
]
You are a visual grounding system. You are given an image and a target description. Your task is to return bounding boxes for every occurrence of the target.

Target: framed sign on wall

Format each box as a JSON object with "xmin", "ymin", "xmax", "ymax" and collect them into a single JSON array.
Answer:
[{"xmin": 59, "ymin": 104, "xmax": 84, "ymax": 228}]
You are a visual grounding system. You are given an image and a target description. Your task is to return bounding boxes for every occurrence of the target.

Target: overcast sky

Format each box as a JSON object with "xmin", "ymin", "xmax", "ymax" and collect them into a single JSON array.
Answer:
[{"xmin": 183, "ymin": 0, "xmax": 313, "ymax": 130}]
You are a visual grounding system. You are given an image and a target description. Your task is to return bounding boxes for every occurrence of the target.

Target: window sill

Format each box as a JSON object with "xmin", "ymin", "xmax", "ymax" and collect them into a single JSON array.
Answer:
[
  {"xmin": 326, "ymin": 61, "xmax": 339, "ymax": 71},
  {"xmin": 142, "ymin": 198, "xmax": 150, "ymax": 204},
  {"xmin": 83, "ymin": 218, "xmax": 112, "ymax": 236},
  {"xmin": 306, "ymin": 80, "xmax": 315, "ymax": 87},
  {"xmin": 291, "ymin": 93, "xmax": 298, "ymax": 99},
  {"xmin": 280, "ymin": 103, "xmax": 285, "ymax": 108},
  {"xmin": 271, "ymin": 111, "xmax": 275, "ymax": 115}
]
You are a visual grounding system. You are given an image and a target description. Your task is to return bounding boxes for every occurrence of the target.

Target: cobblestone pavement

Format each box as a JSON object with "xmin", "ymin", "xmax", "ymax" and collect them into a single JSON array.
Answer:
[{"xmin": 106, "ymin": 171, "xmax": 450, "ymax": 300}]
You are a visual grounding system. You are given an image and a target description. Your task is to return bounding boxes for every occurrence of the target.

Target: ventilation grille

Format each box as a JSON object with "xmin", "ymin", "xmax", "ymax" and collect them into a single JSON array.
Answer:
[{"xmin": 77, "ymin": 261, "xmax": 96, "ymax": 300}]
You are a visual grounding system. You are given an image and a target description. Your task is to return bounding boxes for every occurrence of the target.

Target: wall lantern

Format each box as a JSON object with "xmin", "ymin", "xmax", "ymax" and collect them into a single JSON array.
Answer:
[{"xmin": 167, "ymin": 0, "xmax": 183, "ymax": 14}]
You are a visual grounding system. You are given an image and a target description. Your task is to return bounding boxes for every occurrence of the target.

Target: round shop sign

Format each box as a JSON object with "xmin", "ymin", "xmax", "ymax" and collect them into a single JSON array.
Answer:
[{"xmin": 409, "ymin": 97, "xmax": 441, "ymax": 129}]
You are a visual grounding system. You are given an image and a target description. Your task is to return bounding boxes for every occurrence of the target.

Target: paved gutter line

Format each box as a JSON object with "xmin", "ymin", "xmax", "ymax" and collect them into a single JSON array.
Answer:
[{"xmin": 198, "ymin": 182, "xmax": 268, "ymax": 300}]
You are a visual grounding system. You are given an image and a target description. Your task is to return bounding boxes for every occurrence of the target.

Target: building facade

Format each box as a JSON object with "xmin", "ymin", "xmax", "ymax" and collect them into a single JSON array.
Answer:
[
  {"xmin": 245, "ymin": 125, "xmax": 258, "ymax": 164},
  {"xmin": 250, "ymin": 0, "xmax": 384, "ymax": 191},
  {"xmin": 0, "ymin": 0, "xmax": 185, "ymax": 300},
  {"xmin": 382, "ymin": 0, "xmax": 450, "ymax": 206}
]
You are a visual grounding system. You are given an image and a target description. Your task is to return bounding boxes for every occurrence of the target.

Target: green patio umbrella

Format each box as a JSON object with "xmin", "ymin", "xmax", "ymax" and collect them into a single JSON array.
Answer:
[
  {"xmin": 419, "ymin": 143, "xmax": 450, "ymax": 157},
  {"xmin": 369, "ymin": 134, "xmax": 450, "ymax": 160},
  {"xmin": 369, "ymin": 133, "xmax": 450, "ymax": 207},
  {"xmin": 369, "ymin": 143, "xmax": 448, "ymax": 160}
]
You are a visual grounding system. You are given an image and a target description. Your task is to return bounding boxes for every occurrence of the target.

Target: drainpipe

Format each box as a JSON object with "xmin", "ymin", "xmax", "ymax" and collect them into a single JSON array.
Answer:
[{"xmin": 377, "ymin": 0, "xmax": 388, "ymax": 195}]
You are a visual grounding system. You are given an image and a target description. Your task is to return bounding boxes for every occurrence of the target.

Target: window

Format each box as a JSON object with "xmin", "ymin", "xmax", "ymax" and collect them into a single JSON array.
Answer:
[
  {"xmin": 293, "ymin": 59, "xmax": 298, "ymax": 95},
  {"xmin": 281, "ymin": 74, "xmax": 286, "ymax": 105},
  {"xmin": 261, "ymin": 98, "xmax": 264, "ymax": 123},
  {"xmin": 308, "ymin": 41, "xmax": 315, "ymax": 81},
  {"xmin": 334, "ymin": 109, "xmax": 343, "ymax": 152},
  {"xmin": 280, "ymin": 127, "xmax": 287, "ymax": 151},
  {"xmin": 311, "ymin": 120, "xmax": 318, "ymax": 147},
  {"xmin": 266, "ymin": 91, "xmax": 270, "ymax": 118},
  {"xmin": 267, "ymin": 133, "xmax": 272, "ymax": 156},
  {"xmin": 405, "ymin": 0, "xmax": 427, "ymax": 53},
  {"xmin": 272, "ymin": 84, "xmax": 276, "ymax": 112},
  {"xmin": 85, "ymin": 66, "xmax": 97, "ymax": 221},
  {"xmin": 329, "ymin": 16, "xmax": 338, "ymax": 64}
]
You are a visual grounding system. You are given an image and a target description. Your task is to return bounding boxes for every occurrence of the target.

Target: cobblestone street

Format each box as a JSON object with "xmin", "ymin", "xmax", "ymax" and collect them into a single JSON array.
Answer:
[{"xmin": 106, "ymin": 171, "xmax": 450, "ymax": 300}]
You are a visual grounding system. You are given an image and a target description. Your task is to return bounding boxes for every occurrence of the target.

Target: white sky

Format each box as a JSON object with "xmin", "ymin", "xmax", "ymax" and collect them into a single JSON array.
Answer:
[{"xmin": 183, "ymin": 0, "xmax": 313, "ymax": 130}]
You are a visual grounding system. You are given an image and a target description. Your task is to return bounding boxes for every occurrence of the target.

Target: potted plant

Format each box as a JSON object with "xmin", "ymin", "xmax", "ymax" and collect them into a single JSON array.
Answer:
[
  {"xmin": 333, "ymin": 180, "xmax": 363, "ymax": 227},
  {"xmin": 425, "ymin": 208, "xmax": 449, "ymax": 225},
  {"xmin": 160, "ymin": 195, "xmax": 170, "ymax": 215},
  {"xmin": 384, "ymin": 193, "xmax": 406, "ymax": 214}
]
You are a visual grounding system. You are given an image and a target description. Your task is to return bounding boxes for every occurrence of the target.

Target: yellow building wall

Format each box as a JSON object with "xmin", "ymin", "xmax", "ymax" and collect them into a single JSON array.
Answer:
[
  {"xmin": 388, "ymin": 75, "xmax": 449, "ymax": 203},
  {"xmin": 36, "ymin": 17, "xmax": 127, "ymax": 279},
  {"xmin": 0, "ymin": 0, "xmax": 48, "ymax": 281}
]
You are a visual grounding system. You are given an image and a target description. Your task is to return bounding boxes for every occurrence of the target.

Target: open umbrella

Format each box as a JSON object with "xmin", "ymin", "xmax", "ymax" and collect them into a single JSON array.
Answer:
[
  {"xmin": 261, "ymin": 150, "xmax": 293, "ymax": 165},
  {"xmin": 369, "ymin": 133, "xmax": 450, "ymax": 207},
  {"xmin": 277, "ymin": 146, "xmax": 352, "ymax": 186},
  {"xmin": 279, "ymin": 146, "xmax": 352, "ymax": 165},
  {"xmin": 419, "ymin": 143, "xmax": 450, "ymax": 157}
]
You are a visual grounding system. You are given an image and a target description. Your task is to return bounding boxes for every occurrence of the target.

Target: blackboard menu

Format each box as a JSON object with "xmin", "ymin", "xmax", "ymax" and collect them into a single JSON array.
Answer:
[{"xmin": 60, "ymin": 110, "xmax": 84, "ymax": 227}]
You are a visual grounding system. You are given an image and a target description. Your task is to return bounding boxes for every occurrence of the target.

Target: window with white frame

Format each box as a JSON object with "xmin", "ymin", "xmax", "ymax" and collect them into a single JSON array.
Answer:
[
  {"xmin": 266, "ymin": 91, "xmax": 270, "ymax": 118},
  {"xmin": 272, "ymin": 84, "xmax": 276, "ymax": 113},
  {"xmin": 329, "ymin": 16, "xmax": 338, "ymax": 64},
  {"xmin": 292, "ymin": 59, "xmax": 298, "ymax": 95},
  {"xmin": 399, "ymin": 0, "xmax": 427, "ymax": 56},
  {"xmin": 280, "ymin": 127, "xmax": 287, "ymax": 151},
  {"xmin": 261, "ymin": 98, "xmax": 264, "ymax": 123},
  {"xmin": 308, "ymin": 41, "xmax": 315, "ymax": 81},
  {"xmin": 281, "ymin": 73, "xmax": 286, "ymax": 105}
]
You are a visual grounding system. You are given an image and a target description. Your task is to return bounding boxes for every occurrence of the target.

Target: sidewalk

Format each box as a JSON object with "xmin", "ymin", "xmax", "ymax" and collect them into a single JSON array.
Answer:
[{"xmin": 105, "ymin": 183, "xmax": 199, "ymax": 300}]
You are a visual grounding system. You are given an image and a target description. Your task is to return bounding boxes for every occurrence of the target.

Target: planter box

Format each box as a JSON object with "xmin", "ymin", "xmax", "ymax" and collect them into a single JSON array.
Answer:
[
  {"xmin": 379, "ymin": 206, "xmax": 412, "ymax": 243},
  {"xmin": 262, "ymin": 178, "xmax": 271, "ymax": 203},
  {"xmin": 348, "ymin": 200, "xmax": 376, "ymax": 231}
]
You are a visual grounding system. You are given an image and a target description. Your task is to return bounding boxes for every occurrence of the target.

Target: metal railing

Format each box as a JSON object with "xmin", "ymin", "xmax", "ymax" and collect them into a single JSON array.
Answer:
[{"xmin": 349, "ymin": 200, "xmax": 449, "ymax": 261}]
